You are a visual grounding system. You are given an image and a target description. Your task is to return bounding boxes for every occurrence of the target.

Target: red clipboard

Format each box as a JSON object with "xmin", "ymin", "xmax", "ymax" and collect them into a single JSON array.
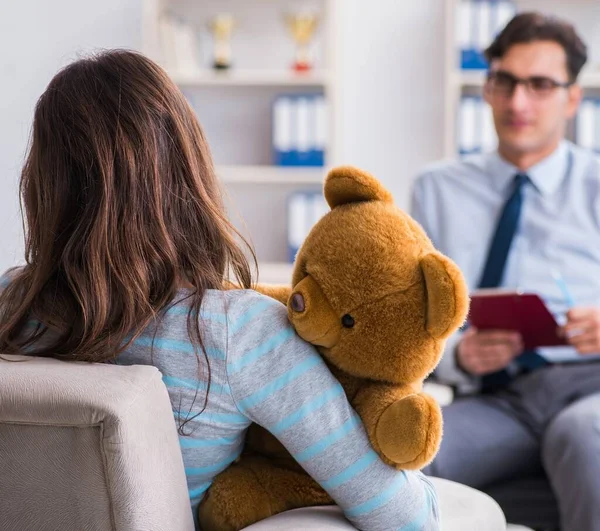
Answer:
[{"xmin": 469, "ymin": 290, "xmax": 567, "ymax": 350}]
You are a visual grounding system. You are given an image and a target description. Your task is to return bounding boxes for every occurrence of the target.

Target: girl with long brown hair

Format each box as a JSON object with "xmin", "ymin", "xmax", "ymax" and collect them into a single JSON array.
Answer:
[{"xmin": 0, "ymin": 50, "xmax": 437, "ymax": 530}]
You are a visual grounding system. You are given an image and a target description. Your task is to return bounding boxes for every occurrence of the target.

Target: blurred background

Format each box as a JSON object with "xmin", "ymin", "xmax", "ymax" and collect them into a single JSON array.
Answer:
[{"xmin": 0, "ymin": 0, "xmax": 598, "ymax": 282}]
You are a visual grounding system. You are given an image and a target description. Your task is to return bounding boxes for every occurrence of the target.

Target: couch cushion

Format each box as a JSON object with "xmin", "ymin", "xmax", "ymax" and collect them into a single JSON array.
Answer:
[
  {"xmin": 242, "ymin": 477, "xmax": 506, "ymax": 530},
  {"xmin": 0, "ymin": 354, "xmax": 194, "ymax": 531},
  {"xmin": 434, "ymin": 477, "xmax": 505, "ymax": 531}
]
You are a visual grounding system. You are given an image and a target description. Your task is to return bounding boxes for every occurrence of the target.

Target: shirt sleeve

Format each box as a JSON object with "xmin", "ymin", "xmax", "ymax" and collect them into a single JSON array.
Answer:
[
  {"xmin": 433, "ymin": 330, "xmax": 481, "ymax": 395},
  {"xmin": 411, "ymin": 175, "xmax": 480, "ymax": 394},
  {"xmin": 410, "ymin": 174, "xmax": 431, "ymax": 237},
  {"xmin": 225, "ymin": 292, "xmax": 439, "ymax": 531}
]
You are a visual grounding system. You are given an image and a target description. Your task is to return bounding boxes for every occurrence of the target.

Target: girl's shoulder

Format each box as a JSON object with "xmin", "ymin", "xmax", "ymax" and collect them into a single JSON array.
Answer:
[
  {"xmin": 220, "ymin": 288, "xmax": 288, "ymax": 328},
  {"xmin": 198, "ymin": 289, "xmax": 292, "ymax": 346}
]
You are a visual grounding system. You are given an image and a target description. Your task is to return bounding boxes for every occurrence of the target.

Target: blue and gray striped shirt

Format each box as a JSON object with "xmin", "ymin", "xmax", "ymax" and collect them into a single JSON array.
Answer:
[{"xmin": 0, "ymin": 271, "xmax": 438, "ymax": 530}]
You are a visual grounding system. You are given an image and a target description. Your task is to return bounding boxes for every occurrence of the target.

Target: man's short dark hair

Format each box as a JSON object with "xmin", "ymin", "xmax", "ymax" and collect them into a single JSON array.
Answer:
[{"xmin": 485, "ymin": 12, "xmax": 588, "ymax": 81}]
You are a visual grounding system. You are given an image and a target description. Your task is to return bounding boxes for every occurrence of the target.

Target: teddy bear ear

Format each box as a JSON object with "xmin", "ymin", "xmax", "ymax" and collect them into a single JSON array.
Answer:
[
  {"xmin": 420, "ymin": 252, "xmax": 470, "ymax": 340},
  {"xmin": 324, "ymin": 166, "xmax": 393, "ymax": 209}
]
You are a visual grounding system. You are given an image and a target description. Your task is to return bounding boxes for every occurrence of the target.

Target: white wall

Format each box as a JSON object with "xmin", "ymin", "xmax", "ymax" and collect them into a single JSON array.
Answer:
[
  {"xmin": 339, "ymin": 0, "xmax": 446, "ymax": 208},
  {"xmin": 0, "ymin": 0, "xmax": 446, "ymax": 271},
  {"xmin": 0, "ymin": 0, "xmax": 142, "ymax": 272}
]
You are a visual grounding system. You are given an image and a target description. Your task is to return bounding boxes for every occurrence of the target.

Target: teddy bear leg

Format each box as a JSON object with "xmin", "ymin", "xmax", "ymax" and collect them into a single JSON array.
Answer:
[
  {"xmin": 198, "ymin": 454, "xmax": 332, "ymax": 531},
  {"xmin": 376, "ymin": 392, "xmax": 443, "ymax": 470}
]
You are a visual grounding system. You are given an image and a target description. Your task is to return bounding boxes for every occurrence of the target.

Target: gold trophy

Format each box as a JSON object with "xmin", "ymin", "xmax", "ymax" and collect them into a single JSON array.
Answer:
[
  {"xmin": 209, "ymin": 14, "xmax": 236, "ymax": 70},
  {"xmin": 285, "ymin": 12, "xmax": 319, "ymax": 72}
]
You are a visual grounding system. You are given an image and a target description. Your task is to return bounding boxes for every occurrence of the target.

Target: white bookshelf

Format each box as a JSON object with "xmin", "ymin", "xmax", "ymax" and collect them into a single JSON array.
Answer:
[
  {"xmin": 142, "ymin": 0, "xmax": 343, "ymax": 267},
  {"xmin": 444, "ymin": 0, "xmax": 600, "ymax": 158}
]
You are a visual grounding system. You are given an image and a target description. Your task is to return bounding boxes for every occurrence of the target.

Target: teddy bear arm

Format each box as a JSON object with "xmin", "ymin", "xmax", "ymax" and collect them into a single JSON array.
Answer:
[
  {"xmin": 254, "ymin": 283, "xmax": 293, "ymax": 305},
  {"xmin": 353, "ymin": 382, "xmax": 443, "ymax": 470},
  {"xmin": 353, "ymin": 382, "xmax": 415, "ymax": 442},
  {"xmin": 222, "ymin": 280, "xmax": 292, "ymax": 306}
]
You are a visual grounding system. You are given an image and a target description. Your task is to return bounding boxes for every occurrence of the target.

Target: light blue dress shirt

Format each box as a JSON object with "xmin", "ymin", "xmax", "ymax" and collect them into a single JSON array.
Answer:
[{"xmin": 411, "ymin": 141, "xmax": 600, "ymax": 393}]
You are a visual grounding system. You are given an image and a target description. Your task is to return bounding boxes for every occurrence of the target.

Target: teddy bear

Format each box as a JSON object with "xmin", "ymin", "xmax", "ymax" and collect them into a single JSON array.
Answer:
[{"xmin": 198, "ymin": 166, "xmax": 469, "ymax": 530}]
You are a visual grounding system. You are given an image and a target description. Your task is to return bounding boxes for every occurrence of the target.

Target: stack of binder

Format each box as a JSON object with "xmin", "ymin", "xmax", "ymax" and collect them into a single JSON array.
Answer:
[
  {"xmin": 287, "ymin": 191, "xmax": 329, "ymax": 263},
  {"xmin": 272, "ymin": 95, "xmax": 327, "ymax": 166},
  {"xmin": 577, "ymin": 99, "xmax": 600, "ymax": 153},
  {"xmin": 458, "ymin": 96, "xmax": 497, "ymax": 155},
  {"xmin": 458, "ymin": 0, "xmax": 516, "ymax": 70}
]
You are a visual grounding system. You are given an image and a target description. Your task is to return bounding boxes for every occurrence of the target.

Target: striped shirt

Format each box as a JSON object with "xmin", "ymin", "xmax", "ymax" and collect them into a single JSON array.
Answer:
[{"xmin": 0, "ymin": 270, "xmax": 438, "ymax": 530}]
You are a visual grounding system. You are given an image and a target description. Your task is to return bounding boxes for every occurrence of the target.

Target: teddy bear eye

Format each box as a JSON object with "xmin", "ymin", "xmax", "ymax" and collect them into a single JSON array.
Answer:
[{"xmin": 341, "ymin": 314, "xmax": 355, "ymax": 328}]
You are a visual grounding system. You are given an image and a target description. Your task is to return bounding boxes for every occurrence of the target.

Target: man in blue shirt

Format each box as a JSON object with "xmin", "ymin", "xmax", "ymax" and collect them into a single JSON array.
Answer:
[{"xmin": 414, "ymin": 13, "xmax": 600, "ymax": 531}]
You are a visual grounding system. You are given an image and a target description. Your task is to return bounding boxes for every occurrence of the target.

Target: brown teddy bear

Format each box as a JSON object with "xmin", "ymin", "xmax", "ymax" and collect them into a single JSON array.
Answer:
[{"xmin": 198, "ymin": 166, "xmax": 469, "ymax": 530}]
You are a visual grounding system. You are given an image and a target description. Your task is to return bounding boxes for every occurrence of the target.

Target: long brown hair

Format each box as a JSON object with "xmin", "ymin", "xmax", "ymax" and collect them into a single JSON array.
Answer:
[{"xmin": 0, "ymin": 50, "xmax": 255, "ymax": 363}]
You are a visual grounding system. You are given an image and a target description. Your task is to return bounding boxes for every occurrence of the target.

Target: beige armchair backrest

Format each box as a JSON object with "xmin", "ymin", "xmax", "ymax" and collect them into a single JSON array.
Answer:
[{"xmin": 0, "ymin": 354, "xmax": 194, "ymax": 531}]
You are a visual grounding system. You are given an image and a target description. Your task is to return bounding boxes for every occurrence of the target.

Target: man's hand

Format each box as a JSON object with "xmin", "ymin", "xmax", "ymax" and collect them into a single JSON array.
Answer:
[
  {"xmin": 560, "ymin": 307, "xmax": 600, "ymax": 354},
  {"xmin": 456, "ymin": 327, "xmax": 524, "ymax": 376}
]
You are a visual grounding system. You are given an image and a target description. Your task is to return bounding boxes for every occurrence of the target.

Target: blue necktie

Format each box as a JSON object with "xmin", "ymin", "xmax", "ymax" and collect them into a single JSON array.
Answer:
[
  {"xmin": 478, "ymin": 174, "xmax": 548, "ymax": 391},
  {"xmin": 479, "ymin": 173, "xmax": 528, "ymax": 289}
]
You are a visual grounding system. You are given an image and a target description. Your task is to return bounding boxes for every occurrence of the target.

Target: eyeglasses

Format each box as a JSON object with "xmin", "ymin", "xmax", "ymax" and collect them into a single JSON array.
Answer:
[{"xmin": 485, "ymin": 70, "xmax": 574, "ymax": 99}]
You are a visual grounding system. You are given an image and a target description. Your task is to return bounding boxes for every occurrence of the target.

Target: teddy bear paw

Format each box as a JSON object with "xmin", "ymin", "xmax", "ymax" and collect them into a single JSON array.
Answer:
[{"xmin": 375, "ymin": 393, "xmax": 443, "ymax": 470}]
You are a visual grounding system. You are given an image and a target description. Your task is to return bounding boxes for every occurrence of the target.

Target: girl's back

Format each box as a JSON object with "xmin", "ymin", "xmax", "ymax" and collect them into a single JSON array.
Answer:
[{"xmin": 121, "ymin": 286, "xmax": 440, "ymax": 530}]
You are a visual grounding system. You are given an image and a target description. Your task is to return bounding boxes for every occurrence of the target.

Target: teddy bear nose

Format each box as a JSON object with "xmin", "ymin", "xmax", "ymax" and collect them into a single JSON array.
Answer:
[{"xmin": 291, "ymin": 292, "xmax": 305, "ymax": 313}]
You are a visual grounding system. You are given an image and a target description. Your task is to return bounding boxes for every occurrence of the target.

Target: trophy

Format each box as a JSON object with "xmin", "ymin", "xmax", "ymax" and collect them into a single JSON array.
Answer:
[
  {"xmin": 285, "ymin": 12, "xmax": 319, "ymax": 72},
  {"xmin": 208, "ymin": 13, "xmax": 236, "ymax": 70}
]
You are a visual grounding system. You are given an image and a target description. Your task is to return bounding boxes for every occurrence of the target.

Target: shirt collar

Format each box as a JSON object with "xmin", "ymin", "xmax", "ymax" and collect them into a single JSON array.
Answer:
[{"xmin": 486, "ymin": 141, "xmax": 570, "ymax": 196}]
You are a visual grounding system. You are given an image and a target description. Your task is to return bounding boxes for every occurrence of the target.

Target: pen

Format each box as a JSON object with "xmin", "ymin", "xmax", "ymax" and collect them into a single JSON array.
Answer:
[
  {"xmin": 550, "ymin": 268, "xmax": 581, "ymax": 338},
  {"xmin": 550, "ymin": 268, "xmax": 576, "ymax": 308}
]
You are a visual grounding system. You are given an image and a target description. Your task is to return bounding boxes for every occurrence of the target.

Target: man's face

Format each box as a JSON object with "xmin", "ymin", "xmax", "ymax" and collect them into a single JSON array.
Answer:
[{"xmin": 485, "ymin": 41, "xmax": 582, "ymax": 156}]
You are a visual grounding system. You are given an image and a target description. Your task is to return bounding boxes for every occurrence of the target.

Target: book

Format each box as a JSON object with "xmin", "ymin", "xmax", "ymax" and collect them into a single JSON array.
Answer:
[
  {"xmin": 458, "ymin": 96, "xmax": 497, "ymax": 155},
  {"xmin": 469, "ymin": 289, "xmax": 567, "ymax": 349},
  {"xmin": 287, "ymin": 191, "xmax": 328, "ymax": 262},
  {"xmin": 458, "ymin": 0, "xmax": 516, "ymax": 71},
  {"xmin": 273, "ymin": 94, "xmax": 326, "ymax": 166}
]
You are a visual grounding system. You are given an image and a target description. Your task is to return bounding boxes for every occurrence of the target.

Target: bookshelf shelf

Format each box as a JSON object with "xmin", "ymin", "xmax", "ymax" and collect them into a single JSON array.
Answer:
[
  {"xmin": 455, "ymin": 70, "xmax": 486, "ymax": 87},
  {"xmin": 170, "ymin": 69, "xmax": 331, "ymax": 88},
  {"xmin": 217, "ymin": 165, "xmax": 326, "ymax": 184},
  {"xmin": 257, "ymin": 261, "xmax": 294, "ymax": 284}
]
